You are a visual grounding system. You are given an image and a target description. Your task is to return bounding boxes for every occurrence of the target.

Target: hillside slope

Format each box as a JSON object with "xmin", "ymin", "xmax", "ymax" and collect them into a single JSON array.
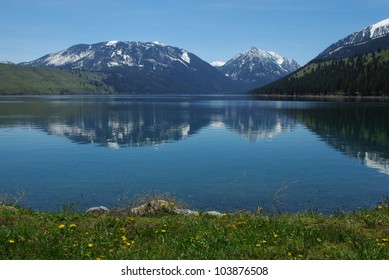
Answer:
[{"xmin": 0, "ymin": 63, "xmax": 112, "ymax": 94}]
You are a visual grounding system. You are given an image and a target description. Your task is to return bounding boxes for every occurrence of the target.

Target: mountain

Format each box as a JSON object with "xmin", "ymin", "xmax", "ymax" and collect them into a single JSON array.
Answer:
[
  {"xmin": 20, "ymin": 41, "xmax": 236, "ymax": 93},
  {"xmin": 252, "ymin": 19, "xmax": 389, "ymax": 96},
  {"xmin": 21, "ymin": 41, "xmax": 190, "ymax": 71},
  {"xmin": 218, "ymin": 47, "xmax": 300, "ymax": 90},
  {"xmin": 315, "ymin": 18, "xmax": 389, "ymax": 60}
]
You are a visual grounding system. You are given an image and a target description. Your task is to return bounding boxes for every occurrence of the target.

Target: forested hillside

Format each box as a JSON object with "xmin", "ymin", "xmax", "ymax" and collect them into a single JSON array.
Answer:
[{"xmin": 251, "ymin": 49, "xmax": 389, "ymax": 96}]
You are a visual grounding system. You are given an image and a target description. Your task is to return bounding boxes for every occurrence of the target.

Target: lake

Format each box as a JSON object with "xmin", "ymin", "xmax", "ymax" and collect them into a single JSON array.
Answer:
[{"xmin": 1, "ymin": 95, "xmax": 389, "ymax": 214}]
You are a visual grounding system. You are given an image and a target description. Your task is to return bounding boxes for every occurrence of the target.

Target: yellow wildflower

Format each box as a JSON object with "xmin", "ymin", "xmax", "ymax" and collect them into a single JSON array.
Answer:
[
  {"xmin": 288, "ymin": 252, "xmax": 292, "ymax": 256},
  {"xmin": 262, "ymin": 240, "xmax": 267, "ymax": 243},
  {"xmin": 87, "ymin": 243, "xmax": 94, "ymax": 248},
  {"xmin": 120, "ymin": 227, "xmax": 126, "ymax": 232},
  {"xmin": 96, "ymin": 258, "xmax": 101, "ymax": 260},
  {"xmin": 170, "ymin": 201, "xmax": 175, "ymax": 207},
  {"xmin": 382, "ymin": 238, "xmax": 389, "ymax": 242},
  {"xmin": 161, "ymin": 202, "xmax": 166, "ymax": 207},
  {"xmin": 69, "ymin": 223, "xmax": 77, "ymax": 228},
  {"xmin": 8, "ymin": 239, "xmax": 15, "ymax": 244},
  {"xmin": 124, "ymin": 241, "xmax": 131, "ymax": 247},
  {"xmin": 127, "ymin": 217, "xmax": 135, "ymax": 222},
  {"xmin": 121, "ymin": 235, "xmax": 127, "ymax": 241},
  {"xmin": 273, "ymin": 234, "xmax": 278, "ymax": 238},
  {"xmin": 221, "ymin": 213, "xmax": 227, "ymax": 217},
  {"xmin": 161, "ymin": 229, "xmax": 166, "ymax": 233},
  {"xmin": 377, "ymin": 205, "xmax": 383, "ymax": 210},
  {"xmin": 109, "ymin": 249, "xmax": 114, "ymax": 253},
  {"xmin": 58, "ymin": 224, "xmax": 65, "ymax": 229},
  {"xmin": 316, "ymin": 237, "xmax": 322, "ymax": 242},
  {"xmin": 255, "ymin": 243, "xmax": 261, "ymax": 247}
]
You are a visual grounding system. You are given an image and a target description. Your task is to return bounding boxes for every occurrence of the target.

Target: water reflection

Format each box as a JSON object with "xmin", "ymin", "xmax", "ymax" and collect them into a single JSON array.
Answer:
[
  {"xmin": 1, "ymin": 96, "xmax": 389, "ymax": 173},
  {"xmin": 0, "ymin": 97, "xmax": 296, "ymax": 147},
  {"xmin": 291, "ymin": 103, "xmax": 389, "ymax": 174},
  {"xmin": 1, "ymin": 96, "xmax": 389, "ymax": 212}
]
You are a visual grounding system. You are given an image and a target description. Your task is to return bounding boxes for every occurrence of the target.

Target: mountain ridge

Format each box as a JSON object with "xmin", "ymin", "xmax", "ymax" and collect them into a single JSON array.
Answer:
[
  {"xmin": 314, "ymin": 18, "xmax": 389, "ymax": 61},
  {"xmin": 17, "ymin": 41, "xmax": 300, "ymax": 93},
  {"xmin": 21, "ymin": 41, "xmax": 237, "ymax": 93}
]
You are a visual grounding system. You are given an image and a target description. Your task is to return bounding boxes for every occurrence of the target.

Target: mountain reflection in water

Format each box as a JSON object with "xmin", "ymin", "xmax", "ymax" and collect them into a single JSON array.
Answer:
[
  {"xmin": 1, "ymin": 96, "xmax": 389, "ymax": 212},
  {"xmin": 290, "ymin": 103, "xmax": 389, "ymax": 175},
  {"xmin": 0, "ymin": 96, "xmax": 297, "ymax": 147}
]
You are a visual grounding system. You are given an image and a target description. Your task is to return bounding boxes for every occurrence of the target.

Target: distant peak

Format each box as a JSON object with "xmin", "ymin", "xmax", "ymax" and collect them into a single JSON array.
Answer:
[
  {"xmin": 106, "ymin": 40, "xmax": 118, "ymax": 46},
  {"xmin": 246, "ymin": 46, "xmax": 265, "ymax": 53},
  {"xmin": 210, "ymin": 61, "xmax": 226, "ymax": 67},
  {"xmin": 243, "ymin": 47, "xmax": 285, "ymax": 62}
]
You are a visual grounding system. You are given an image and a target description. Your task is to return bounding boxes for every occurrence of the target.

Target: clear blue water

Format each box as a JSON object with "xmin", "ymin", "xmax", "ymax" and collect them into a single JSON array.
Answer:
[{"xmin": 1, "ymin": 95, "xmax": 389, "ymax": 213}]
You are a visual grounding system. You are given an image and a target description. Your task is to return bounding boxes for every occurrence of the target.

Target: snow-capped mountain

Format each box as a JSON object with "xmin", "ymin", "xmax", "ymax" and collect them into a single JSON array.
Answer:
[
  {"xmin": 21, "ymin": 41, "xmax": 236, "ymax": 93},
  {"xmin": 22, "ymin": 41, "xmax": 197, "ymax": 71},
  {"xmin": 315, "ymin": 18, "xmax": 389, "ymax": 60},
  {"xmin": 219, "ymin": 47, "xmax": 300, "ymax": 89}
]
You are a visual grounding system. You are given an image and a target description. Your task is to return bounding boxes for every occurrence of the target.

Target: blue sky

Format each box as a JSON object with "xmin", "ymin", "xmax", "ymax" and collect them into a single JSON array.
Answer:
[{"xmin": 0, "ymin": 0, "xmax": 388, "ymax": 65}]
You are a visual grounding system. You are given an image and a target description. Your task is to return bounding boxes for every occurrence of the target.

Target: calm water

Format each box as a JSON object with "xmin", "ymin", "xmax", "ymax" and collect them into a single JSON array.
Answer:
[{"xmin": 1, "ymin": 95, "xmax": 389, "ymax": 213}]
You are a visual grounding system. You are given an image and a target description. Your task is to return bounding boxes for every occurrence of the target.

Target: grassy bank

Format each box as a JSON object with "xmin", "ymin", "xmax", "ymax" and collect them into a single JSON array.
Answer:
[{"xmin": 0, "ymin": 203, "xmax": 388, "ymax": 260}]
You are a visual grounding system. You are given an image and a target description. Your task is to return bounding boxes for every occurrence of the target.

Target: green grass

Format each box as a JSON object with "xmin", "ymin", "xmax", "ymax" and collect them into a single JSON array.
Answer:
[
  {"xmin": 1, "ymin": 203, "xmax": 388, "ymax": 260},
  {"xmin": 0, "ymin": 63, "xmax": 113, "ymax": 94}
]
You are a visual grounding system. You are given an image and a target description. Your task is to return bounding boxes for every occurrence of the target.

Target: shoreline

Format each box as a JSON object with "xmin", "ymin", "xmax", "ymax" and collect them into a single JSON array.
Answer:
[
  {"xmin": 2, "ymin": 92, "xmax": 389, "ymax": 101},
  {"xmin": 1, "ymin": 201, "xmax": 388, "ymax": 260}
]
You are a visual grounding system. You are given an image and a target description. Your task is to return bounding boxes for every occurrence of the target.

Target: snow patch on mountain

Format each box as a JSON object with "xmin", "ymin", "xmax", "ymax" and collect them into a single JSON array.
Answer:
[
  {"xmin": 153, "ymin": 41, "xmax": 165, "ymax": 46},
  {"xmin": 370, "ymin": 18, "xmax": 389, "ymax": 38},
  {"xmin": 210, "ymin": 61, "xmax": 226, "ymax": 67},
  {"xmin": 45, "ymin": 49, "xmax": 94, "ymax": 66},
  {"xmin": 268, "ymin": 51, "xmax": 284, "ymax": 65},
  {"xmin": 106, "ymin": 40, "xmax": 118, "ymax": 46},
  {"xmin": 181, "ymin": 51, "xmax": 190, "ymax": 63}
]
